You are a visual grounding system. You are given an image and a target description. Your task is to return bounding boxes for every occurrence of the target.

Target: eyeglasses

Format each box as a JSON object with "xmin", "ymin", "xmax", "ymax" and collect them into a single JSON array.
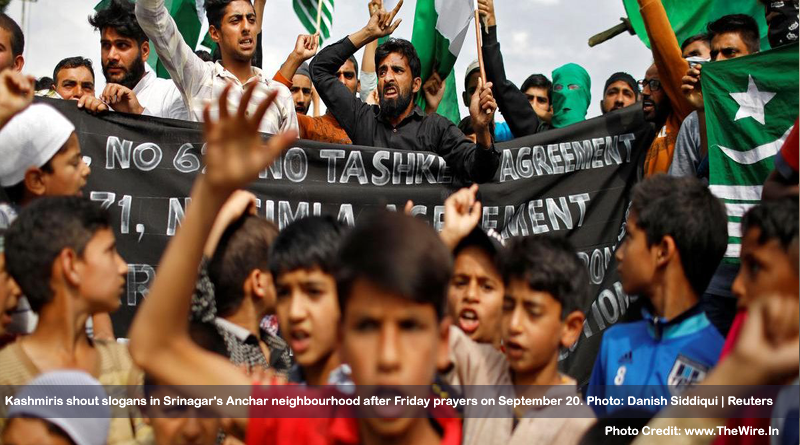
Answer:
[
  {"xmin": 637, "ymin": 79, "xmax": 662, "ymax": 91},
  {"xmin": 553, "ymin": 84, "xmax": 582, "ymax": 91}
]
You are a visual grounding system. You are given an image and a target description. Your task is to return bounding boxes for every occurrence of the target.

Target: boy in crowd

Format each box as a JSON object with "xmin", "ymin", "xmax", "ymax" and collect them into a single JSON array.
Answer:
[
  {"xmin": 128, "ymin": 83, "xmax": 461, "ymax": 444},
  {"xmin": 587, "ymin": 174, "xmax": 728, "ymax": 417},
  {"xmin": 437, "ymin": 185, "xmax": 595, "ymax": 445},
  {"xmin": 0, "ymin": 103, "xmax": 90, "ymax": 208},
  {"xmin": 190, "ymin": 190, "xmax": 292, "ymax": 376},
  {"xmin": 439, "ymin": 184, "xmax": 505, "ymax": 349},
  {"xmin": 0, "ymin": 197, "xmax": 146, "ymax": 444},
  {"xmin": 269, "ymin": 215, "xmax": 349, "ymax": 385}
]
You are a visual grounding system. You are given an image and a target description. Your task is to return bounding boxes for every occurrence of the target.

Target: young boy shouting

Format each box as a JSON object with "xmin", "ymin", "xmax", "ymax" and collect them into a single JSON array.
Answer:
[
  {"xmin": 587, "ymin": 174, "xmax": 728, "ymax": 417},
  {"xmin": 128, "ymin": 82, "xmax": 461, "ymax": 445}
]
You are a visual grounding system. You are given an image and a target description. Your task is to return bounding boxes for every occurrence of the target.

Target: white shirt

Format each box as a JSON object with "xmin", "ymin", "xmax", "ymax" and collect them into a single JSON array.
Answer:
[
  {"xmin": 135, "ymin": 0, "xmax": 298, "ymax": 134},
  {"xmin": 133, "ymin": 64, "xmax": 189, "ymax": 120}
]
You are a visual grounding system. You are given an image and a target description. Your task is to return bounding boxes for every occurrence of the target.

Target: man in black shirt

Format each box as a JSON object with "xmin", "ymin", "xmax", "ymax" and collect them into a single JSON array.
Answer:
[{"xmin": 309, "ymin": 2, "xmax": 500, "ymax": 183}]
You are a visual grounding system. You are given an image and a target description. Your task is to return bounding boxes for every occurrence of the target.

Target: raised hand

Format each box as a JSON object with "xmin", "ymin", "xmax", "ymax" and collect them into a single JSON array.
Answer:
[
  {"xmin": 293, "ymin": 33, "xmax": 320, "ymax": 62},
  {"xmin": 0, "ymin": 70, "xmax": 34, "ymax": 130},
  {"xmin": 681, "ymin": 64, "xmax": 704, "ymax": 110},
  {"xmin": 201, "ymin": 82, "xmax": 297, "ymax": 194},
  {"xmin": 102, "ymin": 83, "xmax": 144, "ymax": 114},
  {"xmin": 470, "ymin": 77, "xmax": 497, "ymax": 130},
  {"xmin": 364, "ymin": 0, "xmax": 403, "ymax": 40},
  {"xmin": 423, "ymin": 72, "xmax": 446, "ymax": 114},
  {"xmin": 440, "ymin": 184, "xmax": 482, "ymax": 249},
  {"xmin": 477, "ymin": 0, "xmax": 496, "ymax": 28}
]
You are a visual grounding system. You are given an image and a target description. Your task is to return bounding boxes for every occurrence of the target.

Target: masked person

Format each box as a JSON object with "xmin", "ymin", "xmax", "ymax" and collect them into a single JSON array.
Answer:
[{"xmin": 550, "ymin": 63, "xmax": 591, "ymax": 128}]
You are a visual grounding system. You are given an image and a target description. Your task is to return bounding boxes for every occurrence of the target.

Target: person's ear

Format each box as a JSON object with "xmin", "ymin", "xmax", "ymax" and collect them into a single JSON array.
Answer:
[
  {"xmin": 412, "ymin": 77, "xmax": 422, "ymax": 94},
  {"xmin": 599, "ymin": 100, "xmax": 605, "ymax": 114},
  {"xmin": 140, "ymin": 41, "xmax": 151, "ymax": 63},
  {"xmin": 435, "ymin": 316, "xmax": 452, "ymax": 372},
  {"xmin": 356, "ymin": 80, "xmax": 361, "ymax": 93},
  {"xmin": 56, "ymin": 247, "xmax": 82, "ymax": 288},
  {"xmin": 560, "ymin": 310, "xmax": 585, "ymax": 349},
  {"xmin": 209, "ymin": 25, "xmax": 221, "ymax": 43},
  {"xmin": 23, "ymin": 167, "xmax": 47, "ymax": 198},
  {"xmin": 655, "ymin": 235, "xmax": 676, "ymax": 268},
  {"xmin": 462, "ymin": 91, "xmax": 469, "ymax": 108},
  {"xmin": 13, "ymin": 55, "xmax": 24, "ymax": 72}
]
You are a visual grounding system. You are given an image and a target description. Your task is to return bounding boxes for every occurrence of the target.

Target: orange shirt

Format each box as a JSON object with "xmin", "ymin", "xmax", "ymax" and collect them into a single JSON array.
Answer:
[
  {"xmin": 639, "ymin": 0, "xmax": 696, "ymax": 176},
  {"xmin": 273, "ymin": 71, "xmax": 352, "ymax": 145}
]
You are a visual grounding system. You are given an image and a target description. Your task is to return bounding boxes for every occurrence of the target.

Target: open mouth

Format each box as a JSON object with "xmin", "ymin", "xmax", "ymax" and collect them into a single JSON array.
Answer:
[
  {"xmin": 504, "ymin": 339, "xmax": 525, "ymax": 360},
  {"xmin": 642, "ymin": 99, "xmax": 654, "ymax": 112},
  {"xmin": 289, "ymin": 329, "xmax": 311, "ymax": 354},
  {"xmin": 240, "ymin": 38, "xmax": 254, "ymax": 48},
  {"xmin": 458, "ymin": 308, "xmax": 480, "ymax": 334},
  {"xmin": 383, "ymin": 85, "xmax": 398, "ymax": 98}
]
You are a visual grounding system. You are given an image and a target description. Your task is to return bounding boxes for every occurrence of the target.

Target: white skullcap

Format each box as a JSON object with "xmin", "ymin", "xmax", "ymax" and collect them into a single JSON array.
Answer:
[
  {"xmin": 7, "ymin": 370, "xmax": 111, "ymax": 445},
  {"xmin": 0, "ymin": 103, "xmax": 75, "ymax": 187}
]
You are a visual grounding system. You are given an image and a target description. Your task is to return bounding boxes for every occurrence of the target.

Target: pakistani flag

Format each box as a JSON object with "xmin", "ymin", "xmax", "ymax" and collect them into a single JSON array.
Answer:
[
  {"xmin": 704, "ymin": 43, "xmax": 799, "ymax": 262},
  {"xmin": 623, "ymin": 0, "xmax": 770, "ymax": 51},
  {"xmin": 411, "ymin": 0, "xmax": 474, "ymax": 125},
  {"xmin": 293, "ymin": 0, "xmax": 334, "ymax": 44},
  {"xmin": 95, "ymin": 0, "xmax": 213, "ymax": 79}
]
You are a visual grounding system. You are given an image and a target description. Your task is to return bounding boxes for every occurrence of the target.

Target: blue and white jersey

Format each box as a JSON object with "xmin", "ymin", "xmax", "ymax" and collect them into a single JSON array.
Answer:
[{"xmin": 586, "ymin": 305, "xmax": 724, "ymax": 417}]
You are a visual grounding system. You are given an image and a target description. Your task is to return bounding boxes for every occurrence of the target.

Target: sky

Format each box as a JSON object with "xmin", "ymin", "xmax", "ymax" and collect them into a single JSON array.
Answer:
[{"xmin": 6, "ymin": 0, "xmax": 653, "ymax": 120}]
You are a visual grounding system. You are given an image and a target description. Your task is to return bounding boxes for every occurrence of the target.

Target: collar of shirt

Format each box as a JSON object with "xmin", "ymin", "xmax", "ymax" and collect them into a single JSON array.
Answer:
[
  {"xmin": 212, "ymin": 61, "xmax": 264, "ymax": 86},
  {"xmin": 641, "ymin": 304, "xmax": 708, "ymax": 341},
  {"xmin": 214, "ymin": 317, "xmax": 257, "ymax": 344},
  {"xmin": 376, "ymin": 105, "xmax": 426, "ymax": 127}
]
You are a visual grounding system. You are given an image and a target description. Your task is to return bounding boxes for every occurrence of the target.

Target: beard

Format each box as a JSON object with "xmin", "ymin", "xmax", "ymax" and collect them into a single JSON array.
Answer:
[
  {"xmin": 103, "ymin": 53, "xmax": 146, "ymax": 90},
  {"xmin": 379, "ymin": 86, "xmax": 414, "ymax": 120}
]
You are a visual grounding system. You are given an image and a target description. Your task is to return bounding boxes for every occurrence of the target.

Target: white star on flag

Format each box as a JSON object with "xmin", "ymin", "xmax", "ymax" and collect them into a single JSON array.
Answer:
[{"xmin": 729, "ymin": 75, "xmax": 776, "ymax": 125}]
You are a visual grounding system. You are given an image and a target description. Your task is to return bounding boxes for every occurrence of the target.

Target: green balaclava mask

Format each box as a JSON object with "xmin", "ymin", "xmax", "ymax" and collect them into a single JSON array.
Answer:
[{"xmin": 551, "ymin": 63, "xmax": 591, "ymax": 128}]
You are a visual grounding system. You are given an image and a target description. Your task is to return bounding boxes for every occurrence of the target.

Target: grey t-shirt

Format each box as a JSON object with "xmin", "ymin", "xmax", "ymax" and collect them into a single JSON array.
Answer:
[{"xmin": 668, "ymin": 110, "xmax": 701, "ymax": 177}]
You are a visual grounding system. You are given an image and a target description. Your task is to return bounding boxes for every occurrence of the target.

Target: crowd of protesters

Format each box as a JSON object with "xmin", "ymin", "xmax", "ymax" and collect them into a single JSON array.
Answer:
[{"xmin": 0, "ymin": 0, "xmax": 797, "ymax": 444}]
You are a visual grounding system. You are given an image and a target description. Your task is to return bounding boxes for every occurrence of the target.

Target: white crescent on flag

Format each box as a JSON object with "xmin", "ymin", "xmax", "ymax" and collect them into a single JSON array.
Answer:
[{"xmin": 718, "ymin": 125, "xmax": 794, "ymax": 165}]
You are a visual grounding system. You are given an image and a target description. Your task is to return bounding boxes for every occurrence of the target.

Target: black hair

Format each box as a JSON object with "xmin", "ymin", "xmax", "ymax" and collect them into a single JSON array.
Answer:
[
  {"xmin": 0, "ymin": 13, "xmax": 24, "ymax": 58},
  {"xmin": 681, "ymin": 33, "xmax": 711, "ymax": 52},
  {"xmin": 6, "ymin": 417, "xmax": 77, "ymax": 445},
  {"xmin": 630, "ymin": 174, "xmax": 728, "ymax": 296},
  {"xmin": 741, "ymin": 196, "xmax": 799, "ymax": 250},
  {"xmin": 35, "ymin": 77, "xmax": 54, "ymax": 90},
  {"xmin": 195, "ymin": 49, "xmax": 214, "ymax": 62},
  {"xmin": 53, "ymin": 57, "xmax": 95, "ymax": 83},
  {"xmin": 375, "ymin": 38, "xmax": 421, "ymax": 79},
  {"xmin": 207, "ymin": 214, "xmax": 278, "ymax": 317},
  {"xmin": 457, "ymin": 116, "xmax": 475, "ymax": 136},
  {"xmin": 4, "ymin": 197, "xmax": 110, "ymax": 313},
  {"xmin": 345, "ymin": 55, "xmax": 359, "ymax": 77},
  {"xmin": 269, "ymin": 215, "xmax": 347, "ymax": 278},
  {"xmin": 88, "ymin": 0, "xmax": 147, "ymax": 44},
  {"xmin": 520, "ymin": 73, "xmax": 552, "ymax": 103},
  {"xmin": 500, "ymin": 236, "xmax": 590, "ymax": 318},
  {"xmin": 336, "ymin": 211, "xmax": 452, "ymax": 320},
  {"xmin": 204, "ymin": 0, "xmax": 254, "ymax": 30},
  {"xmin": 707, "ymin": 14, "xmax": 761, "ymax": 54}
]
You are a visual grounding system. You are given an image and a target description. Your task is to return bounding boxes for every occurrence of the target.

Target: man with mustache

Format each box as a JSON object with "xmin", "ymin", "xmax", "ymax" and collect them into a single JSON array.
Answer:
[
  {"xmin": 136, "ymin": 0, "xmax": 297, "ymax": 133},
  {"xmin": 310, "ymin": 1, "xmax": 500, "ymax": 183},
  {"xmin": 89, "ymin": 0, "xmax": 187, "ymax": 120}
]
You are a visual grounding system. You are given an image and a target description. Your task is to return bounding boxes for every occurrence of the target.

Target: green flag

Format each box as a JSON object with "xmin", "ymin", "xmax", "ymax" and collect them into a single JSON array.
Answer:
[
  {"xmin": 704, "ymin": 43, "xmax": 799, "ymax": 263},
  {"xmin": 95, "ymin": 0, "xmax": 212, "ymax": 79},
  {"xmin": 293, "ymin": 0, "xmax": 334, "ymax": 44},
  {"xmin": 410, "ymin": 0, "xmax": 474, "ymax": 125},
  {"xmin": 622, "ymin": 0, "xmax": 770, "ymax": 50}
]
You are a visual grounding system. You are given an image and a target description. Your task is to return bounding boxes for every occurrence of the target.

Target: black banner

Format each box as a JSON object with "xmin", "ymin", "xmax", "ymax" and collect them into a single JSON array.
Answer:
[{"xmin": 45, "ymin": 99, "xmax": 653, "ymax": 385}]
